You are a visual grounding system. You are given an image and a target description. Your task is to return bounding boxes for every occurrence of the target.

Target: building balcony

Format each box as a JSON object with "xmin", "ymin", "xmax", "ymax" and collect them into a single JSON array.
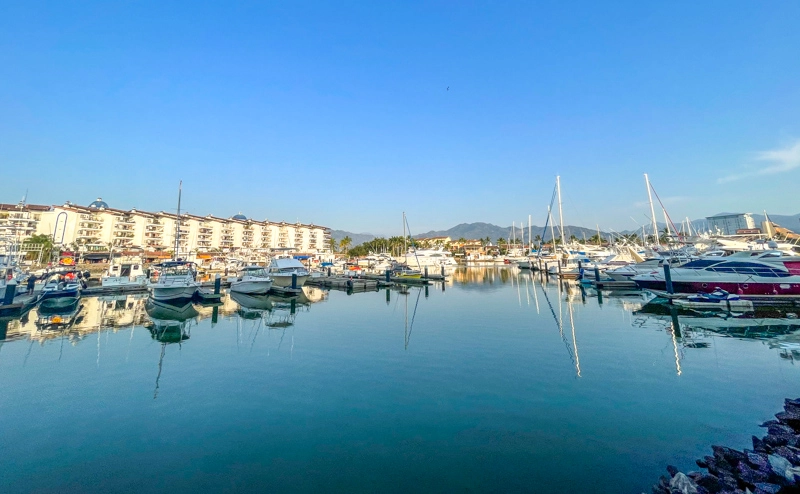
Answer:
[{"xmin": 113, "ymin": 231, "xmax": 135, "ymax": 238}]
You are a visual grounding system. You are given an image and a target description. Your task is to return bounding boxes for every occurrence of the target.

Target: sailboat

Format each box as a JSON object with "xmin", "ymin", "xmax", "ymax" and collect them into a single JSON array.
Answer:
[{"xmin": 395, "ymin": 212, "xmax": 422, "ymax": 278}]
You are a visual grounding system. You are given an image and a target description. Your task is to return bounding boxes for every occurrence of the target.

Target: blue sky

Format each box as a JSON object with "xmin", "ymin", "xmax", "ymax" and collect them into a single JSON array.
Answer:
[{"xmin": 2, "ymin": 1, "xmax": 798, "ymax": 235}]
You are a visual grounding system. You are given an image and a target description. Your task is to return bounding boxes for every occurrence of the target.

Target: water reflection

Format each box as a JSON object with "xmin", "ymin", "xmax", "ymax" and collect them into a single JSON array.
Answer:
[{"xmin": 634, "ymin": 301, "xmax": 800, "ymax": 365}]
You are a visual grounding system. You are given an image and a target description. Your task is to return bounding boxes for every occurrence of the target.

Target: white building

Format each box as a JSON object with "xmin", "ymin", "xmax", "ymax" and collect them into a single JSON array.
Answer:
[
  {"xmin": 705, "ymin": 213, "xmax": 757, "ymax": 236},
  {"xmin": 1, "ymin": 198, "xmax": 331, "ymax": 261}
]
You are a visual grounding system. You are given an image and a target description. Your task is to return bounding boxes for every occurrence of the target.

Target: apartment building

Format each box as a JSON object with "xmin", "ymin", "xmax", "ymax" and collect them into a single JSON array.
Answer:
[{"xmin": 1, "ymin": 198, "xmax": 331, "ymax": 257}]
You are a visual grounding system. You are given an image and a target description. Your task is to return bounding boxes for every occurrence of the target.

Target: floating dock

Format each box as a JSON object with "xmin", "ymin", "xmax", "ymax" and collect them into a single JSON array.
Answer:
[{"xmin": 307, "ymin": 277, "xmax": 381, "ymax": 292}]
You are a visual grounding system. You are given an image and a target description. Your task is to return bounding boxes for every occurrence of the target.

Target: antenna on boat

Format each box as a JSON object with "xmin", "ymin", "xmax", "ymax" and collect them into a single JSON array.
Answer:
[
  {"xmin": 174, "ymin": 181, "xmax": 182, "ymax": 260},
  {"xmin": 644, "ymin": 174, "xmax": 658, "ymax": 246}
]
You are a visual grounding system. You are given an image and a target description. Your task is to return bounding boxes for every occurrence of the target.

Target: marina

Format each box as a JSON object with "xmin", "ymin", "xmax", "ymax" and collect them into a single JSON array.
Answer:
[{"xmin": 2, "ymin": 266, "xmax": 800, "ymax": 492}]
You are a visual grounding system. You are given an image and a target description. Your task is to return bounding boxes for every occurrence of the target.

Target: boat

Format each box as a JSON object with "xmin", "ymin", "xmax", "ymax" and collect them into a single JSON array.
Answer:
[
  {"xmin": 266, "ymin": 257, "xmax": 310, "ymax": 288},
  {"xmin": 40, "ymin": 271, "xmax": 83, "ymax": 300},
  {"xmin": 38, "ymin": 295, "xmax": 80, "ymax": 314},
  {"xmin": 672, "ymin": 288, "xmax": 755, "ymax": 311},
  {"xmin": 101, "ymin": 255, "xmax": 147, "ymax": 288},
  {"xmin": 402, "ymin": 247, "xmax": 457, "ymax": 268},
  {"xmin": 632, "ymin": 250, "xmax": 800, "ymax": 298},
  {"xmin": 147, "ymin": 260, "xmax": 199, "ymax": 302},
  {"xmin": 147, "ymin": 182, "xmax": 199, "ymax": 302},
  {"xmin": 230, "ymin": 266, "xmax": 273, "ymax": 295}
]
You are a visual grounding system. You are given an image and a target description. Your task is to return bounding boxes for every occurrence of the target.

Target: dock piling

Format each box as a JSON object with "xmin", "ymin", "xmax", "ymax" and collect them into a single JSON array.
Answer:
[
  {"xmin": 594, "ymin": 265, "xmax": 601, "ymax": 282},
  {"xmin": 3, "ymin": 280, "xmax": 17, "ymax": 305},
  {"xmin": 663, "ymin": 262, "xmax": 674, "ymax": 294},
  {"xmin": 441, "ymin": 266, "xmax": 445, "ymax": 277},
  {"xmin": 385, "ymin": 270, "xmax": 391, "ymax": 283},
  {"xmin": 292, "ymin": 273, "xmax": 298, "ymax": 289},
  {"xmin": 214, "ymin": 274, "xmax": 221, "ymax": 295},
  {"xmin": 424, "ymin": 267, "xmax": 428, "ymax": 278}
]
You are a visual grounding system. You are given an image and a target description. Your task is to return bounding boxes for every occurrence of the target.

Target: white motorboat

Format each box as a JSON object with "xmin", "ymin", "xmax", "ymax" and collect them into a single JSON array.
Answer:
[
  {"xmin": 230, "ymin": 265, "xmax": 273, "ymax": 295},
  {"xmin": 400, "ymin": 247, "xmax": 458, "ymax": 268},
  {"xmin": 147, "ymin": 261, "xmax": 199, "ymax": 302},
  {"xmin": 101, "ymin": 256, "xmax": 147, "ymax": 288},
  {"xmin": 267, "ymin": 258, "xmax": 310, "ymax": 288}
]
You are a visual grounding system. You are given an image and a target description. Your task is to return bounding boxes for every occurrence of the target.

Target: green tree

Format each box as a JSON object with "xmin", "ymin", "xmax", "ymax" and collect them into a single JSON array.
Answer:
[
  {"xmin": 23, "ymin": 234, "xmax": 55, "ymax": 264},
  {"xmin": 339, "ymin": 236, "xmax": 352, "ymax": 254}
]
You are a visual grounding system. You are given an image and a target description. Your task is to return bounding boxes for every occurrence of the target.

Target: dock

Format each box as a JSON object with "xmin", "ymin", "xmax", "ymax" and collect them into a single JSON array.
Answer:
[
  {"xmin": 590, "ymin": 280, "xmax": 639, "ymax": 290},
  {"xmin": 307, "ymin": 276, "xmax": 382, "ymax": 292}
]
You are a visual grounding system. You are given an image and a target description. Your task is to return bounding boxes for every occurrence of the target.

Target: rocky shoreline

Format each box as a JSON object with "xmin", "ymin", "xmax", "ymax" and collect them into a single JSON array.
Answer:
[{"xmin": 651, "ymin": 399, "xmax": 800, "ymax": 494}]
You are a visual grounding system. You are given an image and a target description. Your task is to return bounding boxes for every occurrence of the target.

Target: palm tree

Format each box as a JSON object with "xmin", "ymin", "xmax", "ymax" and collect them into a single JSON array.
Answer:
[
  {"xmin": 339, "ymin": 236, "xmax": 352, "ymax": 254},
  {"xmin": 328, "ymin": 238, "xmax": 337, "ymax": 253}
]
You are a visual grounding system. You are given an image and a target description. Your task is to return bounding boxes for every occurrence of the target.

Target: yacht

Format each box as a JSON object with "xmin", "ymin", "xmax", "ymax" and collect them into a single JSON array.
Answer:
[
  {"xmin": 632, "ymin": 250, "xmax": 800, "ymax": 297},
  {"xmin": 147, "ymin": 260, "xmax": 199, "ymax": 302},
  {"xmin": 267, "ymin": 258, "xmax": 310, "ymax": 288},
  {"xmin": 401, "ymin": 247, "xmax": 458, "ymax": 268},
  {"xmin": 101, "ymin": 256, "xmax": 147, "ymax": 288},
  {"xmin": 230, "ymin": 266, "xmax": 273, "ymax": 295}
]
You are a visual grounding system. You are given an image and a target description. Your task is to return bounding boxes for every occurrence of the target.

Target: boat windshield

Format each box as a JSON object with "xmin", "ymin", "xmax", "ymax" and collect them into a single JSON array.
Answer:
[
  {"xmin": 161, "ymin": 265, "xmax": 193, "ymax": 277},
  {"xmin": 243, "ymin": 268, "xmax": 268, "ymax": 277}
]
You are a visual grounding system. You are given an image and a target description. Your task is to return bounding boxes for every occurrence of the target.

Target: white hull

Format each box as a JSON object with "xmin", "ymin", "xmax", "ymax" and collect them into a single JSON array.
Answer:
[
  {"xmin": 149, "ymin": 285, "xmax": 198, "ymax": 301},
  {"xmin": 102, "ymin": 275, "xmax": 148, "ymax": 288},
  {"xmin": 271, "ymin": 274, "xmax": 309, "ymax": 288},
  {"xmin": 230, "ymin": 279, "xmax": 273, "ymax": 295}
]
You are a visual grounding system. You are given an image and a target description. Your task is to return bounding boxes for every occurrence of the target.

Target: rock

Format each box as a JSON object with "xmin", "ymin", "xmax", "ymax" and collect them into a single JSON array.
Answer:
[
  {"xmin": 752, "ymin": 437, "xmax": 768, "ymax": 453},
  {"xmin": 768, "ymin": 454, "xmax": 794, "ymax": 482},
  {"xmin": 738, "ymin": 462, "xmax": 770, "ymax": 485},
  {"xmin": 746, "ymin": 451, "xmax": 769, "ymax": 471},
  {"xmin": 667, "ymin": 465, "xmax": 680, "ymax": 478},
  {"xmin": 669, "ymin": 472, "xmax": 699, "ymax": 494},
  {"xmin": 761, "ymin": 420, "xmax": 780, "ymax": 428},
  {"xmin": 714, "ymin": 446, "xmax": 747, "ymax": 467},
  {"xmin": 752, "ymin": 483, "xmax": 781, "ymax": 494},
  {"xmin": 767, "ymin": 423, "xmax": 795, "ymax": 436},
  {"xmin": 763, "ymin": 435, "xmax": 788, "ymax": 448},
  {"xmin": 696, "ymin": 473, "xmax": 724, "ymax": 492},
  {"xmin": 697, "ymin": 458, "xmax": 710, "ymax": 469},
  {"xmin": 772, "ymin": 446, "xmax": 800, "ymax": 466}
]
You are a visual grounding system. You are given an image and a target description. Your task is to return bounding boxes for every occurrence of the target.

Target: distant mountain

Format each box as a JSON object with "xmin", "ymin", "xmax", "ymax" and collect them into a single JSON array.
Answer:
[
  {"xmin": 335, "ymin": 213, "xmax": 800, "ymax": 248},
  {"xmin": 330, "ymin": 230, "xmax": 375, "ymax": 247},
  {"xmin": 414, "ymin": 222, "xmax": 606, "ymax": 242}
]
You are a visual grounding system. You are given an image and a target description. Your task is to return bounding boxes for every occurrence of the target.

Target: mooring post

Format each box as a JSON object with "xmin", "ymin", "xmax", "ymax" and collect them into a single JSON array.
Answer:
[
  {"xmin": 292, "ymin": 273, "xmax": 298, "ymax": 290},
  {"xmin": 385, "ymin": 269, "xmax": 391, "ymax": 283},
  {"xmin": 424, "ymin": 266, "xmax": 428, "ymax": 279},
  {"xmin": 664, "ymin": 262, "xmax": 674, "ymax": 294},
  {"xmin": 594, "ymin": 265, "xmax": 601, "ymax": 282},
  {"xmin": 214, "ymin": 274, "xmax": 221, "ymax": 295},
  {"xmin": 327, "ymin": 267, "xmax": 331, "ymax": 277},
  {"xmin": 441, "ymin": 265, "xmax": 445, "ymax": 277},
  {"xmin": 577, "ymin": 261, "xmax": 582, "ymax": 280},
  {"xmin": 3, "ymin": 280, "xmax": 17, "ymax": 305}
]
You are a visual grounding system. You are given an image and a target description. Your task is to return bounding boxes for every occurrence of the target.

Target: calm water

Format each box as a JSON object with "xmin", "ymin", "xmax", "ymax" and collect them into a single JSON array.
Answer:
[{"xmin": 2, "ymin": 267, "xmax": 799, "ymax": 493}]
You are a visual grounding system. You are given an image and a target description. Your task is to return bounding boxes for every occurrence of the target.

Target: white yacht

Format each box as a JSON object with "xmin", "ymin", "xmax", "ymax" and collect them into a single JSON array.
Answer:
[
  {"xmin": 230, "ymin": 266, "xmax": 273, "ymax": 295},
  {"xmin": 147, "ymin": 261, "xmax": 199, "ymax": 302},
  {"xmin": 400, "ymin": 248, "xmax": 457, "ymax": 268},
  {"xmin": 101, "ymin": 256, "xmax": 147, "ymax": 288},
  {"xmin": 267, "ymin": 258, "xmax": 310, "ymax": 288}
]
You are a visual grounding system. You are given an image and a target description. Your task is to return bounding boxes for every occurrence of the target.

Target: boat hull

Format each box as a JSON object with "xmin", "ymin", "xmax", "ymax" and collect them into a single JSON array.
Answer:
[
  {"xmin": 270, "ymin": 274, "xmax": 309, "ymax": 288},
  {"xmin": 230, "ymin": 280, "xmax": 273, "ymax": 295},
  {"xmin": 149, "ymin": 285, "xmax": 198, "ymax": 302},
  {"xmin": 40, "ymin": 286, "xmax": 80, "ymax": 300}
]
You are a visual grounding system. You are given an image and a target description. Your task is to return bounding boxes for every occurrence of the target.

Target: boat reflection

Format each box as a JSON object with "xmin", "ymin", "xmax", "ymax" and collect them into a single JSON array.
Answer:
[
  {"xmin": 144, "ymin": 298, "xmax": 198, "ymax": 399},
  {"xmin": 635, "ymin": 301, "xmax": 800, "ymax": 365}
]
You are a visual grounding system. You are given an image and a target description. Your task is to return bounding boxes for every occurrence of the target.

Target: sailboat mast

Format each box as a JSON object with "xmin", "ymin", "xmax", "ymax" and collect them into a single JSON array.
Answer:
[
  {"xmin": 548, "ymin": 207, "xmax": 556, "ymax": 253},
  {"xmin": 174, "ymin": 180, "xmax": 182, "ymax": 259},
  {"xmin": 556, "ymin": 176, "xmax": 565, "ymax": 249},
  {"xmin": 403, "ymin": 212, "xmax": 407, "ymax": 263},
  {"xmin": 528, "ymin": 215, "xmax": 532, "ymax": 252},
  {"xmin": 644, "ymin": 173, "xmax": 658, "ymax": 245}
]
